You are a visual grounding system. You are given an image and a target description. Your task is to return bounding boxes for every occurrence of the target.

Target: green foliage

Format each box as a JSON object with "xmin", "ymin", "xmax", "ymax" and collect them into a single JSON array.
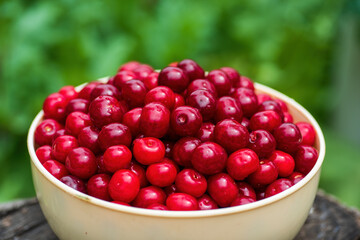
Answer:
[{"xmin": 1, "ymin": 0, "xmax": 357, "ymax": 207}]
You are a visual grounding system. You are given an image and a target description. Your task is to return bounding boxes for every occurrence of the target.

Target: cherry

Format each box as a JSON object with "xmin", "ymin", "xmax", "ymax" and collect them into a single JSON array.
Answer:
[
  {"xmin": 65, "ymin": 98, "xmax": 89, "ymax": 114},
  {"xmin": 248, "ymin": 129, "xmax": 276, "ymax": 158},
  {"xmin": 274, "ymin": 99, "xmax": 288, "ymax": 112},
  {"xmin": 60, "ymin": 175, "xmax": 86, "ymax": 193},
  {"xmin": 191, "ymin": 142, "xmax": 228, "ymax": 175},
  {"xmin": 265, "ymin": 178, "xmax": 293, "ymax": 198},
  {"xmin": 173, "ymin": 93, "xmax": 185, "ymax": 109},
  {"xmin": 207, "ymin": 70, "xmax": 231, "ymax": 97},
  {"xmin": 164, "ymin": 184, "xmax": 178, "ymax": 197},
  {"xmin": 240, "ymin": 117, "xmax": 251, "ymax": 131},
  {"xmin": 234, "ymin": 76, "xmax": 255, "ymax": 90},
  {"xmin": 158, "ymin": 67, "xmax": 189, "ymax": 93},
  {"xmin": 89, "ymin": 96, "xmax": 125, "ymax": 128},
  {"xmin": 52, "ymin": 135, "xmax": 79, "ymax": 163},
  {"xmin": 268, "ymin": 150, "xmax": 295, "ymax": 177},
  {"xmin": 258, "ymin": 100, "xmax": 284, "ymax": 120},
  {"xmin": 143, "ymin": 72, "xmax": 159, "ymax": 90},
  {"xmin": 147, "ymin": 203, "xmax": 168, "ymax": 210},
  {"xmin": 274, "ymin": 123, "xmax": 302, "ymax": 153},
  {"xmin": 108, "ymin": 169, "xmax": 140, "ymax": 203},
  {"xmin": 248, "ymin": 160, "xmax": 278, "ymax": 188},
  {"xmin": 170, "ymin": 106, "xmax": 202, "ymax": 137},
  {"xmin": 77, "ymin": 126, "xmax": 101, "ymax": 155},
  {"xmin": 98, "ymin": 123, "xmax": 132, "ymax": 151},
  {"xmin": 65, "ymin": 112, "xmax": 92, "ymax": 137},
  {"xmin": 220, "ymin": 67, "xmax": 240, "ymax": 86},
  {"xmin": 214, "ymin": 96, "xmax": 243, "ymax": 123},
  {"xmin": 175, "ymin": 169, "xmax": 207, "ymax": 197},
  {"xmin": 139, "ymin": 103, "xmax": 170, "ymax": 138},
  {"xmin": 121, "ymin": 107, "xmax": 142, "ymax": 137},
  {"xmin": 166, "ymin": 193, "xmax": 198, "ymax": 211},
  {"xmin": 186, "ymin": 90, "xmax": 216, "ymax": 121},
  {"xmin": 35, "ymin": 119, "xmax": 63, "ymax": 146},
  {"xmin": 132, "ymin": 64, "xmax": 154, "ymax": 81},
  {"xmin": 197, "ymin": 194, "xmax": 218, "ymax": 210},
  {"xmin": 87, "ymin": 174, "xmax": 111, "ymax": 201},
  {"xmin": 43, "ymin": 93, "xmax": 67, "ymax": 122},
  {"xmin": 226, "ymin": 149, "xmax": 259, "ymax": 181},
  {"xmin": 208, "ymin": 173, "xmax": 238, "ymax": 207},
  {"xmin": 249, "ymin": 110, "xmax": 282, "ymax": 132},
  {"xmin": 118, "ymin": 61, "xmax": 141, "ymax": 72},
  {"xmin": 288, "ymin": 172, "xmax": 305, "ymax": 185},
  {"xmin": 146, "ymin": 160, "xmax": 177, "ymax": 187},
  {"xmin": 296, "ymin": 122, "xmax": 316, "ymax": 146},
  {"xmin": 214, "ymin": 119, "xmax": 249, "ymax": 153},
  {"xmin": 236, "ymin": 182, "xmax": 256, "ymax": 200},
  {"xmin": 90, "ymin": 83, "xmax": 121, "ymax": 101},
  {"xmin": 121, "ymin": 79, "xmax": 147, "ymax": 109},
  {"xmin": 131, "ymin": 186, "xmax": 166, "ymax": 208},
  {"xmin": 186, "ymin": 79, "xmax": 217, "ymax": 97},
  {"xmin": 43, "ymin": 160, "xmax": 69, "ymax": 179},
  {"xmin": 113, "ymin": 70, "xmax": 136, "ymax": 89},
  {"xmin": 58, "ymin": 86, "xmax": 78, "ymax": 102},
  {"xmin": 65, "ymin": 147, "xmax": 97, "ymax": 179},
  {"xmin": 295, "ymin": 145, "xmax": 318, "ymax": 174},
  {"xmin": 196, "ymin": 122, "xmax": 215, "ymax": 142},
  {"xmin": 78, "ymin": 82, "xmax": 100, "ymax": 100},
  {"xmin": 256, "ymin": 94, "xmax": 272, "ymax": 105},
  {"xmin": 133, "ymin": 137, "xmax": 165, "ymax": 165},
  {"xmin": 129, "ymin": 162, "xmax": 149, "ymax": 188},
  {"xmin": 172, "ymin": 137, "xmax": 201, "ymax": 167},
  {"xmin": 36, "ymin": 145, "xmax": 53, "ymax": 164},
  {"xmin": 103, "ymin": 145, "xmax": 132, "ymax": 173},
  {"xmin": 231, "ymin": 88, "xmax": 258, "ymax": 117},
  {"xmin": 145, "ymin": 86, "xmax": 175, "ymax": 110},
  {"xmin": 230, "ymin": 196, "xmax": 256, "ymax": 206},
  {"xmin": 283, "ymin": 112, "xmax": 294, "ymax": 123},
  {"xmin": 177, "ymin": 59, "xmax": 205, "ymax": 81}
]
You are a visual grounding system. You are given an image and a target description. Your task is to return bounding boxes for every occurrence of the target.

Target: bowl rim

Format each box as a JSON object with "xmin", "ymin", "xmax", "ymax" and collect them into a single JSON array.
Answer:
[{"xmin": 27, "ymin": 79, "xmax": 326, "ymax": 218}]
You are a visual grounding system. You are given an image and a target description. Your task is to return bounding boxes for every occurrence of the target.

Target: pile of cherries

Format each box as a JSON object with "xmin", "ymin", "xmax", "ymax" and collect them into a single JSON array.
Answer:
[{"xmin": 34, "ymin": 59, "xmax": 318, "ymax": 211}]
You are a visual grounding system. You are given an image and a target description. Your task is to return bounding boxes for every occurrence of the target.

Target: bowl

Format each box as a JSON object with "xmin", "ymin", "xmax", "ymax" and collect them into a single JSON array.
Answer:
[{"xmin": 27, "ymin": 78, "xmax": 325, "ymax": 240}]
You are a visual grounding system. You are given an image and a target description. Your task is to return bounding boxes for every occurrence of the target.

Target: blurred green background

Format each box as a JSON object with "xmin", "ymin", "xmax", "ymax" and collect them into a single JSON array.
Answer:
[{"xmin": 1, "ymin": 0, "xmax": 359, "ymax": 208}]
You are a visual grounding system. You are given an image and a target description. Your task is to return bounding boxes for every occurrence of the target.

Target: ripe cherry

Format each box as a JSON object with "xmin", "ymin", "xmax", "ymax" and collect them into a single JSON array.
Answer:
[
  {"xmin": 226, "ymin": 149, "xmax": 259, "ymax": 181},
  {"xmin": 103, "ymin": 145, "xmax": 132, "ymax": 173},
  {"xmin": 43, "ymin": 160, "xmax": 69, "ymax": 179},
  {"xmin": 65, "ymin": 147, "xmax": 97, "ymax": 179},
  {"xmin": 214, "ymin": 119, "xmax": 249, "ymax": 153},
  {"xmin": 175, "ymin": 169, "xmax": 207, "ymax": 197},
  {"xmin": 132, "ymin": 137, "xmax": 165, "ymax": 165},
  {"xmin": 108, "ymin": 169, "xmax": 140, "ymax": 203},
  {"xmin": 207, "ymin": 173, "xmax": 238, "ymax": 207},
  {"xmin": 87, "ymin": 174, "xmax": 111, "ymax": 201},
  {"xmin": 166, "ymin": 193, "xmax": 198, "ymax": 211}
]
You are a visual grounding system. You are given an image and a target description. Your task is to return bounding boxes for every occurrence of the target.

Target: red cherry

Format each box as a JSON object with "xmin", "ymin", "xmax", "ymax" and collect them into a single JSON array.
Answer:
[
  {"xmin": 43, "ymin": 93, "xmax": 67, "ymax": 122},
  {"xmin": 89, "ymin": 96, "xmax": 125, "ymax": 129},
  {"xmin": 98, "ymin": 123, "xmax": 132, "ymax": 151},
  {"xmin": 296, "ymin": 122, "xmax": 316, "ymax": 146},
  {"xmin": 131, "ymin": 186, "xmax": 166, "ymax": 208},
  {"xmin": 173, "ymin": 93, "xmax": 185, "ymax": 109},
  {"xmin": 265, "ymin": 178, "xmax": 293, "ymax": 198},
  {"xmin": 177, "ymin": 59, "xmax": 205, "ymax": 81},
  {"xmin": 187, "ymin": 79, "xmax": 217, "ymax": 97},
  {"xmin": 295, "ymin": 145, "xmax": 318, "ymax": 174},
  {"xmin": 248, "ymin": 160, "xmax": 278, "ymax": 188},
  {"xmin": 283, "ymin": 112, "xmax": 294, "ymax": 123},
  {"xmin": 143, "ymin": 72, "xmax": 159, "ymax": 90},
  {"xmin": 78, "ymin": 82, "xmax": 100, "ymax": 100},
  {"xmin": 133, "ymin": 137, "xmax": 165, "ymax": 165},
  {"xmin": 288, "ymin": 172, "xmax": 305, "ymax": 185},
  {"xmin": 58, "ymin": 86, "xmax": 78, "ymax": 102},
  {"xmin": 113, "ymin": 70, "xmax": 137, "ymax": 89},
  {"xmin": 90, "ymin": 83, "xmax": 121, "ymax": 101},
  {"xmin": 121, "ymin": 79, "xmax": 147, "ymax": 109},
  {"xmin": 208, "ymin": 173, "xmax": 238, "ymax": 207},
  {"xmin": 132, "ymin": 64, "xmax": 154, "ymax": 81},
  {"xmin": 139, "ymin": 103, "xmax": 170, "ymax": 138},
  {"xmin": 147, "ymin": 203, "xmax": 168, "ymax": 210},
  {"xmin": 231, "ymin": 88, "xmax": 258, "ymax": 118},
  {"xmin": 65, "ymin": 112, "xmax": 92, "ymax": 137},
  {"xmin": 214, "ymin": 119, "xmax": 249, "ymax": 153},
  {"xmin": 52, "ymin": 135, "xmax": 79, "ymax": 163},
  {"xmin": 170, "ymin": 106, "xmax": 203, "ymax": 137},
  {"xmin": 248, "ymin": 129, "xmax": 276, "ymax": 158},
  {"xmin": 60, "ymin": 175, "xmax": 86, "ymax": 193},
  {"xmin": 158, "ymin": 67, "xmax": 189, "ymax": 93},
  {"xmin": 87, "ymin": 174, "xmax": 111, "ymax": 201},
  {"xmin": 129, "ymin": 162, "xmax": 149, "ymax": 188},
  {"xmin": 274, "ymin": 123, "xmax": 302, "ymax": 153},
  {"xmin": 77, "ymin": 126, "xmax": 101, "ymax": 155},
  {"xmin": 258, "ymin": 100, "xmax": 284, "ymax": 120},
  {"xmin": 122, "ymin": 107, "xmax": 142, "ymax": 137},
  {"xmin": 36, "ymin": 145, "xmax": 53, "ymax": 164},
  {"xmin": 230, "ymin": 196, "xmax": 256, "ymax": 206},
  {"xmin": 118, "ymin": 61, "xmax": 141, "ymax": 72},
  {"xmin": 65, "ymin": 98, "xmax": 89, "ymax": 115},
  {"xmin": 250, "ymin": 110, "xmax": 282, "ymax": 132},
  {"xmin": 172, "ymin": 137, "xmax": 201, "ymax": 167},
  {"xmin": 197, "ymin": 194, "xmax": 218, "ymax": 210},
  {"xmin": 214, "ymin": 96, "xmax": 243, "ymax": 123},
  {"xmin": 43, "ymin": 160, "xmax": 69, "ymax": 179},
  {"xmin": 186, "ymin": 90, "xmax": 216, "ymax": 121},
  {"xmin": 146, "ymin": 160, "xmax": 177, "ymax": 187},
  {"xmin": 175, "ymin": 169, "xmax": 207, "ymax": 197},
  {"xmin": 103, "ymin": 145, "xmax": 132, "ymax": 173},
  {"xmin": 145, "ymin": 86, "xmax": 175, "ymax": 110},
  {"xmin": 65, "ymin": 147, "xmax": 97, "ymax": 179},
  {"xmin": 196, "ymin": 122, "xmax": 215, "ymax": 142},
  {"xmin": 256, "ymin": 94, "xmax": 272, "ymax": 105},
  {"xmin": 166, "ymin": 193, "xmax": 198, "ymax": 211},
  {"xmin": 268, "ymin": 150, "xmax": 295, "ymax": 177},
  {"xmin": 233, "ymin": 76, "xmax": 255, "ymax": 90},
  {"xmin": 220, "ymin": 67, "xmax": 240, "ymax": 86},
  {"xmin": 108, "ymin": 169, "xmax": 140, "ymax": 203},
  {"xmin": 35, "ymin": 119, "xmax": 63, "ymax": 146},
  {"xmin": 226, "ymin": 149, "xmax": 259, "ymax": 181},
  {"xmin": 207, "ymin": 70, "xmax": 231, "ymax": 97},
  {"xmin": 236, "ymin": 182, "xmax": 256, "ymax": 200}
]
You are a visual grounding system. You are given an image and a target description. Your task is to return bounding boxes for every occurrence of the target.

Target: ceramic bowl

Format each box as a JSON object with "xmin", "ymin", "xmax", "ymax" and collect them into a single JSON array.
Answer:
[{"xmin": 27, "ymin": 79, "xmax": 325, "ymax": 240}]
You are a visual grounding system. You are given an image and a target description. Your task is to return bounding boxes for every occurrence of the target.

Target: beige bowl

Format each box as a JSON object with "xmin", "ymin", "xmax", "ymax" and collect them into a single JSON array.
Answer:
[{"xmin": 27, "ymin": 79, "xmax": 325, "ymax": 240}]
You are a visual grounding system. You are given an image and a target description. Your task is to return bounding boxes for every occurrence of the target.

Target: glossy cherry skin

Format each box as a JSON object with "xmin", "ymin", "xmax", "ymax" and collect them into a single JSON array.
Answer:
[
  {"xmin": 113, "ymin": 70, "xmax": 137, "ymax": 89},
  {"xmin": 226, "ymin": 149, "xmax": 259, "ymax": 181},
  {"xmin": 214, "ymin": 96, "xmax": 243, "ymax": 123},
  {"xmin": 158, "ymin": 66, "xmax": 189, "ymax": 93},
  {"xmin": 268, "ymin": 150, "xmax": 295, "ymax": 177},
  {"xmin": 191, "ymin": 142, "xmax": 228, "ymax": 175},
  {"xmin": 139, "ymin": 103, "xmax": 170, "ymax": 138},
  {"xmin": 214, "ymin": 119, "xmax": 249, "ymax": 153},
  {"xmin": 58, "ymin": 86, "xmax": 78, "ymax": 101},
  {"xmin": 172, "ymin": 137, "xmax": 201, "ymax": 167},
  {"xmin": 60, "ymin": 175, "xmax": 86, "ymax": 193},
  {"xmin": 296, "ymin": 122, "xmax": 316, "ymax": 146},
  {"xmin": 131, "ymin": 186, "xmax": 166, "ymax": 208},
  {"xmin": 233, "ymin": 76, "xmax": 255, "ymax": 90},
  {"xmin": 36, "ymin": 145, "xmax": 53, "ymax": 164},
  {"xmin": 145, "ymin": 86, "xmax": 175, "ymax": 110},
  {"xmin": 230, "ymin": 196, "xmax": 256, "ymax": 207},
  {"xmin": 274, "ymin": 99, "xmax": 288, "ymax": 112},
  {"xmin": 90, "ymin": 83, "xmax": 121, "ymax": 101},
  {"xmin": 295, "ymin": 145, "xmax": 318, "ymax": 174},
  {"xmin": 147, "ymin": 203, "xmax": 168, "ymax": 210},
  {"xmin": 186, "ymin": 90, "xmax": 216, "ymax": 121},
  {"xmin": 65, "ymin": 147, "xmax": 97, "ymax": 179},
  {"xmin": 186, "ymin": 79, "xmax": 217, "ymax": 97},
  {"xmin": 97, "ymin": 123, "xmax": 132, "ymax": 151},
  {"xmin": 103, "ymin": 145, "xmax": 132, "ymax": 173},
  {"xmin": 89, "ymin": 96, "xmax": 125, "ymax": 128},
  {"xmin": 248, "ymin": 129, "xmax": 276, "ymax": 158},
  {"xmin": 164, "ymin": 184, "xmax": 178, "ymax": 197},
  {"xmin": 240, "ymin": 117, "xmax": 251, "ymax": 131},
  {"xmin": 207, "ymin": 70, "xmax": 231, "ymax": 97},
  {"xmin": 265, "ymin": 178, "xmax": 293, "ymax": 198},
  {"xmin": 133, "ymin": 137, "xmax": 165, "ymax": 165},
  {"xmin": 143, "ymin": 72, "xmax": 159, "ymax": 90},
  {"xmin": 288, "ymin": 172, "xmax": 305, "ymax": 185},
  {"xmin": 236, "ymin": 182, "xmax": 256, "ymax": 200},
  {"xmin": 121, "ymin": 79, "xmax": 147, "ymax": 109},
  {"xmin": 166, "ymin": 193, "xmax": 198, "ymax": 211},
  {"xmin": 283, "ymin": 112, "xmax": 294, "ymax": 123},
  {"xmin": 173, "ymin": 93, "xmax": 185, "ymax": 109},
  {"xmin": 65, "ymin": 98, "xmax": 89, "ymax": 115},
  {"xmin": 170, "ymin": 106, "xmax": 203, "ymax": 137},
  {"xmin": 196, "ymin": 122, "xmax": 215, "ymax": 142},
  {"xmin": 78, "ymin": 82, "xmax": 100, "ymax": 100},
  {"xmin": 256, "ymin": 94, "xmax": 272, "ymax": 105},
  {"xmin": 43, "ymin": 93, "xmax": 68, "ymax": 122},
  {"xmin": 220, "ymin": 67, "xmax": 240, "ymax": 86},
  {"xmin": 231, "ymin": 88, "xmax": 259, "ymax": 118},
  {"xmin": 129, "ymin": 162, "xmax": 149, "ymax": 188},
  {"xmin": 65, "ymin": 112, "xmax": 92, "ymax": 137},
  {"xmin": 274, "ymin": 123, "xmax": 302, "ymax": 153},
  {"xmin": 146, "ymin": 160, "xmax": 177, "ymax": 187},
  {"xmin": 87, "ymin": 174, "xmax": 111, "ymax": 201},
  {"xmin": 177, "ymin": 59, "xmax": 205, "ymax": 81},
  {"xmin": 52, "ymin": 135, "xmax": 79, "ymax": 163},
  {"xmin": 175, "ymin": 169, "xmax": 207, "ymax": 197},
  {"xmin": 197, "ymin": 194, "xmax": 218, "ymax": 210},
  {"xmin": 118, "ymin": 61, "xmax": 141, "ymax": 72},
  {"xmin": 250, "ymin": 110, "xmax": 282, "ymax": 132},
  {"xmin": 43, "ymin": 160, "xmax": 69, "ymax": 179},
  {"xmin": 77, "ymin": 126, "xmax": 101, "ymax": 155},
  {"xmin": 208, "ymin": 173, "xmax": 239, "ymax": 207},
  {"xmin": 258, "ymin": 100, "xmax": 284, "ymax": 120},
  {"xmin": 132, "ymin": 64, "xmax": 154, "ymax": 81},
  {"xmin": 108, "ymin": 169, "xmax": 140, "ymax": 203},
  {"xmin": 248, "ymin": 160, "xmax": 278, "ymax": 188},
  {"xmin": 35, "ymin": 119, "xmax": 63, "ymax": 146},
  {"xmin": 121, "ymin": 107, "xmax": 142, "ymax": 137}
]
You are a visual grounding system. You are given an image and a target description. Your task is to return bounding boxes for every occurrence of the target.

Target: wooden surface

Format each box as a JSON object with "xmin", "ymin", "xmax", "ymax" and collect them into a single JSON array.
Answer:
[{"xmin": 0, "ymin": 191, "xmax": 359, "ymax": 240}]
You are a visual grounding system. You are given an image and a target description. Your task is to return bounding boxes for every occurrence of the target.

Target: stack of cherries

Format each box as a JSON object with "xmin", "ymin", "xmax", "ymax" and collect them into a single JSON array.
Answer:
[{"xmin": 34, "ymin": 59, "xmax": 318, "ymax": 211}]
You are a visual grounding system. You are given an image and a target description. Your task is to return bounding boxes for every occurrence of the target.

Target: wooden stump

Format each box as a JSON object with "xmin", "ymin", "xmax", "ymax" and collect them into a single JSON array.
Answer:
[{"xmin": 0, "ymin": 191, "xmax": 359, "ymax": 240}]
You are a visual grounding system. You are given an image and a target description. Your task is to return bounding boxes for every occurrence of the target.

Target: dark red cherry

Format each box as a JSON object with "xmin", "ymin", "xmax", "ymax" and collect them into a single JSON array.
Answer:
[
  {"xmin": 158, "ymin": 67, "xmax": 189, "ymax": 93},
  {"xmin": 214, "ymin": 119, "xmax": 249, "ymax": 153}
]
